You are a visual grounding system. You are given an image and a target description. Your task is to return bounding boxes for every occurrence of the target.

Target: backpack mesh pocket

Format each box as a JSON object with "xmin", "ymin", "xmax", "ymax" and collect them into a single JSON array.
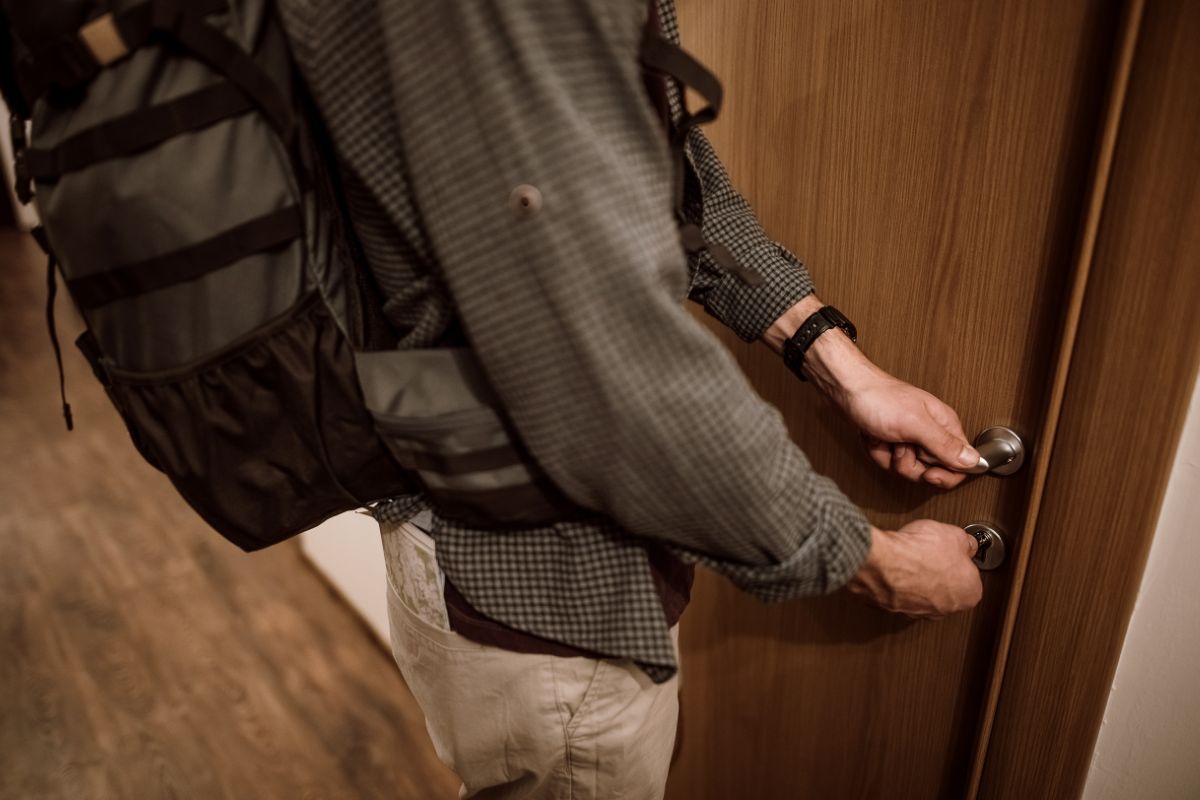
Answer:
[{"xmin": 91, "ymin": 292, "xmax": 414, "ymax": 550}]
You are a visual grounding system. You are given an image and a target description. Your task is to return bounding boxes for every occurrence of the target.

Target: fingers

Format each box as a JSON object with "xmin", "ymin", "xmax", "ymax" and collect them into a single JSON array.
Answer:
[
  {"xmin": 854, "ymin": 518, "xmax": 983, "ymax": 619},
  {"xmin": 864, "ymin": 439, "xmax": 968, "ymax": 487},
  {"xmin": 892, "ymin": 444, "xmax": 927, "ymax": 481},
  {"xmin": 920, "ymin": 423, "xmax": 979, "ymax": 472},
  {"xmin": 904, "ymin": 398, "xmax": 978, "ymax": 471},
  {"xmin": 922, "ymin": 465, "xmax": 967, "ymax": 489},
  {"xmin": 864, "ymin": 434, "xmax": 893, "ymax": 471}
]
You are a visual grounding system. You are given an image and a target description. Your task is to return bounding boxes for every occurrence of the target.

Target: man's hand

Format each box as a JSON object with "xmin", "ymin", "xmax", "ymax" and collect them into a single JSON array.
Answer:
[
  {"xmin": 763, "ymin": 295, "xmax": 980, "ymax": 487},
  {"xmin": 845, "ymin": 522, "xmax": 983, "ymax": 618}
]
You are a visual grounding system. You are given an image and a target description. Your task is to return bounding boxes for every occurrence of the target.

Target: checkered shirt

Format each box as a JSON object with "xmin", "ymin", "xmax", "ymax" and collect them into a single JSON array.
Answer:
[{"xmin": 279, "ymin": 0, "xmax": 872, "ymax": 682}]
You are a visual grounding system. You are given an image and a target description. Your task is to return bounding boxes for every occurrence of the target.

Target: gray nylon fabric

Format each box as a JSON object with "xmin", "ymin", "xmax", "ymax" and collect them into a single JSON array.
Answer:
[
  {"xmin": 84, "ymin": 245, "xmax": 305, "ymax": 371},
  {"xmin": 357, "ymin": 349, "xmax": 539, "ymax": 492},
  {"xmin": 30, "ymin": 0, "xmax": 335, "ymax": 371},
  {"xmin": 354, "ymin": 348, "xmax": 499, "ymax": 417}
]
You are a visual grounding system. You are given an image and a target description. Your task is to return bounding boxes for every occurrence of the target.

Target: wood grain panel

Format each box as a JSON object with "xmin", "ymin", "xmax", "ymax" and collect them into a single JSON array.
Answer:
[
  {"xmin": 966, "ymin": 0, "xmax": 1148, "ymax": 793},
  {"xmin": 979, "ymin": 0, "xmax": 1200, "ymax": 795},
  {"xmin": 667, "ymin": 1, "xmax": 1118, "ymax": 797},
  {"xmin": 0, "ymin": 231, "xmax": 458, "ymax": 798}
]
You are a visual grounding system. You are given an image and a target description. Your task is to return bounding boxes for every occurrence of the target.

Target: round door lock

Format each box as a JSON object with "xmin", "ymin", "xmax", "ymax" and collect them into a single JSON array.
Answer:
[
  {"xmin": 919, "ymin": 425, "xmax": 1026, "ymax": 475},
  {"xmin": 972, "ymin": 426, "xmax": 1025, "ymax": 476},
  {"xmin": 963, "ymin": 522, "xmax": 1006, "ymax": 570}
]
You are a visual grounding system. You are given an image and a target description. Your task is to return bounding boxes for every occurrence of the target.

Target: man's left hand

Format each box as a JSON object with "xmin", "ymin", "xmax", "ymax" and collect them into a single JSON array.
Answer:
[{"xmin": 764, "ymin": 296, "xmax": 980, "ymax": 488}]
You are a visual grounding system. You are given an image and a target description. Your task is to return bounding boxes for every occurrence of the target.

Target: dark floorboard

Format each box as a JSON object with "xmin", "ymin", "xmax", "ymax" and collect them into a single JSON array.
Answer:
[{"xmin": 0, "ymin": 230, "xmax": 459, "ymax": 798}]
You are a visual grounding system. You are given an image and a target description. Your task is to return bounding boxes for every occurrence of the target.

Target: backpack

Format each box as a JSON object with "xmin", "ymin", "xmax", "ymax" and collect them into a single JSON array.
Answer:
[
  {"xmin": 1, "ymin": 0, "xmax": 734, "ymax": 551},
  {"xmin": 2, "ymin": 0, "xmax": 432, "ymax": 550}
]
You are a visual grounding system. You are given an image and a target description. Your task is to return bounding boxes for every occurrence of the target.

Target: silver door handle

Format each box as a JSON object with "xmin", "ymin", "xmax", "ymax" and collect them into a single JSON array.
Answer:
[
  {"xmin": 920, "ymin": 425, "xmax": 1025, "ymax": 475},
  {"xmin": 964, "ymin": 522, "xmax": 1006, "ymax": 570}
]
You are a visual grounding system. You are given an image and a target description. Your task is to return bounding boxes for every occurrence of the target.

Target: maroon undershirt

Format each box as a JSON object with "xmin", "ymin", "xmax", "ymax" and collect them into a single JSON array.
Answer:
[{"xmin": 442, "ymin": 543, "xmax": 695, "ymax": 660}]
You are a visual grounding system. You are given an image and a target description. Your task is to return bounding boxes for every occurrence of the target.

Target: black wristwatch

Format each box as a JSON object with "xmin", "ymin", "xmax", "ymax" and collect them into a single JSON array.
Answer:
[{"xmin": 782, "ymin": 305, "xmax": 858, "ymax": 381}]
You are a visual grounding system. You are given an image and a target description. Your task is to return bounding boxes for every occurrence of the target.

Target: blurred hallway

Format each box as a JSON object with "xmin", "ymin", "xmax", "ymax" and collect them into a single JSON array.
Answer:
[{"xmin": 0, "ymin": 229, "xmax": 457, "ymax": 797}]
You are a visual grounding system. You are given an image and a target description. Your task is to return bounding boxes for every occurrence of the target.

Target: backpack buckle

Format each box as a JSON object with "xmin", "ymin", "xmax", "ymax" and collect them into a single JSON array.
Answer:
[
  {"xmin": 79, "ymin": 13, "xmax": 130, "ymax": 67},
  {"xmin": 9, "ymin": 115, "xmax": 33, "ymax": 205}
]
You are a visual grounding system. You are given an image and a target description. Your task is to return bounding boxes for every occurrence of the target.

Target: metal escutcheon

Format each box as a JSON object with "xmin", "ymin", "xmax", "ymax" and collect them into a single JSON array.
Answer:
[
  {"xmin": 963, "ymin": 522, "xmax": 1006, "ymax": 570},
  {"xmin": 967, "ymin": 426, "xmax": 1025, "ymax": 475},
  {"xmin": 918, "ymin": 425, "xmax": 1025, "ymax": 475}
]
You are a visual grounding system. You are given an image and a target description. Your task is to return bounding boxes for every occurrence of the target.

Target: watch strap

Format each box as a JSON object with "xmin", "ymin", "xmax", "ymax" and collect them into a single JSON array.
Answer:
[{"xmin": 782, "ymin": 306, "xmax": 857, "ymax": 381}]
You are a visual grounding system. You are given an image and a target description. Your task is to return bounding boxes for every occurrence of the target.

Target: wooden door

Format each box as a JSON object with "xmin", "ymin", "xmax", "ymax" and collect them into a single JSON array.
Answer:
[{"xmin": 667, "ymin": 1, "xmax": 1122, "ymax": 798}]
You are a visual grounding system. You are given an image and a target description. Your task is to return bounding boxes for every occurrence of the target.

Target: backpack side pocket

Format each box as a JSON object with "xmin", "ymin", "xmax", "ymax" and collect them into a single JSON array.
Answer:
[
  {"xmin": 97, "ymin": 293, "xmax": 413, "ymax": 550},
  {"xmin": 355, "ymin": 348, "xmax": 580, "ymax": 528}
]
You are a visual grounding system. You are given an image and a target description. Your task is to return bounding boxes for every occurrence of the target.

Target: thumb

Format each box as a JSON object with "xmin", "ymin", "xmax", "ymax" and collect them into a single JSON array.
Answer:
[{"xmin": 920, "ymin": 424, "xmax": 979, "ymax": 470}]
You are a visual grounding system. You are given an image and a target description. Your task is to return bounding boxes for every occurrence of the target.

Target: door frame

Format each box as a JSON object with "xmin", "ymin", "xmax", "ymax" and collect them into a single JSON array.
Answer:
[{"xmin": 969, "ymin": 0, "xmax": 1200, "ymax": 795}]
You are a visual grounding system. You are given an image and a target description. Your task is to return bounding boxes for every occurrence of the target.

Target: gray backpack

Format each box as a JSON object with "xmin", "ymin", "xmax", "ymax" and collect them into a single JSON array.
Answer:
[
  {"xmin": 2, "ymin": 0, "xmax": 730, "ymax": 550},
  {"xmin": 2, "ymin": 0, "xmax": 439, "ymax": 550}
]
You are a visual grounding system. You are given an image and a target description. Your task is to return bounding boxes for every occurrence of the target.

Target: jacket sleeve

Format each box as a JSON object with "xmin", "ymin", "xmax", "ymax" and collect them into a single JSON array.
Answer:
[
  {"xmin": 375, "ymin": 0, "xmax": 871, "ymax": 598},
  {"xmin": 652, "ymin": 0, "xmax": 818, "ymax": 342}
]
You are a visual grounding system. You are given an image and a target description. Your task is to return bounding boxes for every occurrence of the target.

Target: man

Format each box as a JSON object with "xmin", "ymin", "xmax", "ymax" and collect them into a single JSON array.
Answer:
[{"xmin": 280, "ymin": 0, "xmax": 983, "ymax": 796}]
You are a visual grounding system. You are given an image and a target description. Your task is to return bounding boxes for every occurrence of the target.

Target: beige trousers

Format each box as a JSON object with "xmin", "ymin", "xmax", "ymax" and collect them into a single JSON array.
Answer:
[{"xmin": 380, "ymin": 521, "xmax": 680, "ymax": 800}]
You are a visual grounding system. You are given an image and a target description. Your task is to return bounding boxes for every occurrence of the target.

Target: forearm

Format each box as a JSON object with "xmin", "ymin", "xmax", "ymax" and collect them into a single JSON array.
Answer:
[
  {"xmin": 765, "ymin": 293, "xmax": 982, "ymax": 484},
  {"xmin": 761, "ymin": 294, "xmax": 825, "ymax": 353},
  {"xmin": 761, "ymin": 293, "xmax": 883, "ymax": 404}
]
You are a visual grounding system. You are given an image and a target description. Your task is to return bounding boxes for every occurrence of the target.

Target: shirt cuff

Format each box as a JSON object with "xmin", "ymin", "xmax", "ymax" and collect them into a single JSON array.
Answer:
[
  {"xmin": 694, "ymin": 241, "xmax": 816, "ymax": 342},
  {"xmin": 675, "ymin": 481, "xmax": 873, "ymax": 602}
]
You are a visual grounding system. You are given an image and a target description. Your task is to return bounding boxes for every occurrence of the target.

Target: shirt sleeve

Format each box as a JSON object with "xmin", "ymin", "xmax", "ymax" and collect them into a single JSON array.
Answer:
[
  {"xmin": 652, "ymin": 0, "xmax": 817, "ymax": 342},
  {"xmin": 373, "ymin": 0, "xmax": 871, "ymax": 598},
  {"xmin": 680, "ymin": 128, "xmax": 817, "ymax": 342}
]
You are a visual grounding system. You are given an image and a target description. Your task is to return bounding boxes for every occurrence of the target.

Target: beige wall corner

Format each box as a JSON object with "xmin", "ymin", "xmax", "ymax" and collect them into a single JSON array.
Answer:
[{"xmin": 1083, "ymin": 379, "xmax": 1200, "ymax": 800}]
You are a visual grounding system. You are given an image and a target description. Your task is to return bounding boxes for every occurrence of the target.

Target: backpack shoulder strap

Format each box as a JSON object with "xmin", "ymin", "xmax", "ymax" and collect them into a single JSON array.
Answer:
[{"xmin": 639, "ymin": 10, "xmax": 763, "ymax": 286}]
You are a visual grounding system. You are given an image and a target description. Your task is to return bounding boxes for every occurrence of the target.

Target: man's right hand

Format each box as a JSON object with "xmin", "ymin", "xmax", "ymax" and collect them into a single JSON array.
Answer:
[{"xmin": 845, "ymin": 521, "xmax": 983, "ymax": 619}]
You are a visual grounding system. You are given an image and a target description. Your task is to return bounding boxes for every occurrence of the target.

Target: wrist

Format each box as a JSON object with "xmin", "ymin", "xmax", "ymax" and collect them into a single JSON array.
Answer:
[
  {"xmin": 766, "ymin": 297, "xmax": 880, "ymax": 403},
  {"xmin": 762, "ymin": 294, "xmax": 824, "ymax": 354},
  {"xmin": 846, "ymin": 526, "xmax": 894, "ymax": 601},
  {"xmin": 803, "ymin": 328, "xmax": 882, "ymax": 404}
]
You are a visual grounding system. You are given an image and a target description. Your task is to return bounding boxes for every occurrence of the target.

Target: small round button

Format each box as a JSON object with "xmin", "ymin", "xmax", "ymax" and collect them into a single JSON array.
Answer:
[{"xmin": 509, "ymin": 184, "xmax": 543, "ymax": 216}]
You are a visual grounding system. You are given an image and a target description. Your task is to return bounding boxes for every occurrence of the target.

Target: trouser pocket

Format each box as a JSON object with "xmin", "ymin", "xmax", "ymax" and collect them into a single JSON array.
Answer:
[{"xmin": 87, "ymin": 293, "xmax": 414, "ymax": 550}]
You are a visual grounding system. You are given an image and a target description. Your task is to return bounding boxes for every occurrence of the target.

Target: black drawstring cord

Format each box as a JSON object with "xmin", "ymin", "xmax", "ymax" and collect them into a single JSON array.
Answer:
[
  {"xmin": 15, "ymin": 119, "xmax": 74, "ymax": 432},
  {"xmin": 33, "ymin": 227, "xmax": 73, "ymax": 431},
  {"xmin": 46, "ymin": 253, "xmax": 74, "ymax": 431}
]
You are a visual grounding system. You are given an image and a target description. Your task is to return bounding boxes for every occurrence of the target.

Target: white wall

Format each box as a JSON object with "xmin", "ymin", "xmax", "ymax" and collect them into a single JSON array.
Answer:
[
  {"xmin": 1083, "ymin": 377, "xmax": 1200, "ymax": 800},
  {"xmin": 1, "ymin": 98, "xmax": 42, "ymax": 231},
  {"xmin": 300, "ymin": 511, "xmax": 390, "ymax": 645}
]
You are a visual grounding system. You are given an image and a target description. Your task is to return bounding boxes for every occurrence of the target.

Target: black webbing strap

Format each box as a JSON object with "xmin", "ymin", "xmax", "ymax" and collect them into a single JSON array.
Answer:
[
  {"xmin": 426, "ymin": 481, "xmax": 584, "ymax": 529},
  {"xmin": 638, "ymin": 26, "xmax": 763, "ymax": 286},
  {"xmin": 17, "ymin": 0, "xmax": 226, "ymax": 102},
  {"xmin": 20, "ymin": 0, "xmax": 292, "ymax": 140},
  {"xmin": 638, "ymin": 28, "xmax": 723, "ymax": 145},
  {"xmin": 164, "ymin": 6, "xmax": 294, "ymax": 139},
  {"xmin": 23, "ymin": 82, "xmax": 254, "ymax": 180},
  {"xmin": 67, "ymin": 205, "xmax": 303, "ymax": 309}
]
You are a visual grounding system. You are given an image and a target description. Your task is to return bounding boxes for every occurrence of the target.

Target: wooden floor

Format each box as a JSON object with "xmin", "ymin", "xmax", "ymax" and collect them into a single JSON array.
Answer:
[{"xmin": 0, "ymin": 229, "xmax": 459, "ymax": 798}]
